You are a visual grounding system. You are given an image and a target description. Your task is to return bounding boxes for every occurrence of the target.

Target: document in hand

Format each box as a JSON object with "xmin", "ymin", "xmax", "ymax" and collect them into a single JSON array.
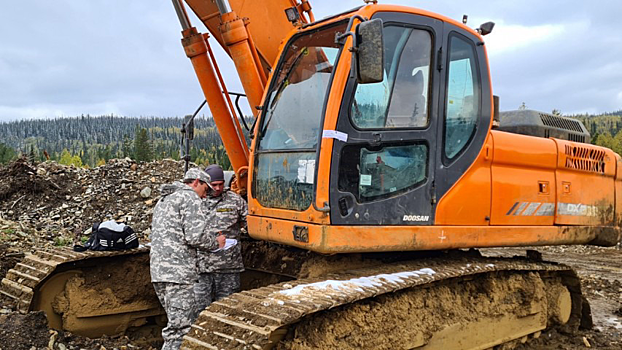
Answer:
[{"xmin": 210, "ymin": 238, "xmax": 237, "ymax": 252}]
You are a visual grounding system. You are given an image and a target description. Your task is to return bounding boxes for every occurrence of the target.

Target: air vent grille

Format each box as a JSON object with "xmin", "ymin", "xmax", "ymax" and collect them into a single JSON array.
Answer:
[
  {"xmin": 567, "ymin": 133, "xmax": 586, "ymax": 143},
  {"xmin": 564, "ymin": 145, "xmax": 605, "ymax": 174},
  {"xmin": 540, "ymin": 114, "xmax": 584, "ymax": 133}
]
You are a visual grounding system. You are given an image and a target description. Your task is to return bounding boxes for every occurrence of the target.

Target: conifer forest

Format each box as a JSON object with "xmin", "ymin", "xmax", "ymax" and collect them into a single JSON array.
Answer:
[
  {"xmin": 0, "ymin": 114, "xmax": 253, "ymax": 168},
  {"xmin": 0, "ymin": 110, "xmax": 621, "ymax": 168}
]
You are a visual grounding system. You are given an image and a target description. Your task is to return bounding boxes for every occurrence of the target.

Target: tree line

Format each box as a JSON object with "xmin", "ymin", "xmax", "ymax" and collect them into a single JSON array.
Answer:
[
  {"xmin": 0, "ymin": 114, "xmax": 252, "ymax": 168},
  {"xmin": 576, "ymin": 114, "xmax": 622, "ymax": 155},
  {"xmin": 2, "ymin": 111, "xmax": 622, "ymax": 167}
]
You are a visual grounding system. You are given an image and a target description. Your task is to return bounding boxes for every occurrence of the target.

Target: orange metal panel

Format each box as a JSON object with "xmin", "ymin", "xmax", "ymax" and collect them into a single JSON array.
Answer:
[
  {"xmin": 368, "ymin": 5, "xmax": 485, "ymax": 39},
  {"xmin": 185, "ymin": 0, "xmax": 301, "ymax": 74},
  {"xmin": 247, "ymin": 216, "xmax": 607, "ymax": 254},
  {"xmin": 552, "ymin": 139, "xmax": 616, "ymax": 226},
  {"xmin": 246, "ymin": 200, "xmax": 330, "ymax": 225},
  {"xmin": 489, "ymin": 131, "xmax": 557, "ymax": 226},
  {"xmin": 435, "ymin": 135, "xmax": 492, "ymax": 225}
]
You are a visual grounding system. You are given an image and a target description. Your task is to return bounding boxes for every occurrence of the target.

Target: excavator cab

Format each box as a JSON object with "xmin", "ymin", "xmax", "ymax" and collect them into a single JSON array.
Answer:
[
  {"xmin": 247, "ymin": 5, "xmax": 619, "ymax": 252},
  {"xmin": 248, "ymin": 7, "xmax": 493, "ymax": 251}
]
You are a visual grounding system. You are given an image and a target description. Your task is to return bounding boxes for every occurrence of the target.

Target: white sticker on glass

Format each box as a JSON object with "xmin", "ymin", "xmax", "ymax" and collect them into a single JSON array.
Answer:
[
  {"xmin": 298, "ymin": 159, "xmax": 315, "ymax": 184},
  {"xmin": 360, "ymin": 174, "xmax": 372, "ymax": 186}
]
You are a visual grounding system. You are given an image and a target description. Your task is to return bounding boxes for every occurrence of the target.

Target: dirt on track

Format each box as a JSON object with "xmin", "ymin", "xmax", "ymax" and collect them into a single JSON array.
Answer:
[
  {"xmin": 275, "ymin": 271, "xmax": 557, "ymax": 350},
  {"xmin": 481, "ymin": 245, "xmax": 622, "ymax": 349}
]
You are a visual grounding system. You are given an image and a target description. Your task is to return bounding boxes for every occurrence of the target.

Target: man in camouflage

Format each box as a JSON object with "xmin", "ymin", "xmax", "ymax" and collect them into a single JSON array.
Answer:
[
  {"xmin": 194, "ymin": 164, "xmax": 248, "ymax": 312},
  {"xmin": 150, "ymin": 167, "xmax": 226, "ymax": 350}
]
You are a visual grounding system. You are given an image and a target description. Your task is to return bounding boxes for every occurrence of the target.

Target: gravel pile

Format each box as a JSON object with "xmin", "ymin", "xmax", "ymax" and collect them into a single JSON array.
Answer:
[{"xmin": 0, "ymin": 157, "xmax": 188, "ymax": 249}]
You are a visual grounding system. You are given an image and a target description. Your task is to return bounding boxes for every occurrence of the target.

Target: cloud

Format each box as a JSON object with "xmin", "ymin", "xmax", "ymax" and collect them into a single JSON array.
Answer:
[
  {"xmin": 487, "ymin": 15, "xmax": 622, "ymax": 114},
  {"xmin": 484, "ymin": 21, "xmax": 566, "ymax": 56},
  {"xmin": 0, "ymin": 0, "xmax": 620, "ymax": 122}
]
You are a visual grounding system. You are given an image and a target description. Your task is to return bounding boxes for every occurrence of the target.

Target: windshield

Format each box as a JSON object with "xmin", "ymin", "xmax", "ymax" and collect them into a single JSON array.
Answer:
[
  {"xmin": 257, "ymin": 21, "xmax": 347, "ymax": 151},
  {"xmin": 254, "ymin": 21, "xmax": 347, "ymax": 211}
]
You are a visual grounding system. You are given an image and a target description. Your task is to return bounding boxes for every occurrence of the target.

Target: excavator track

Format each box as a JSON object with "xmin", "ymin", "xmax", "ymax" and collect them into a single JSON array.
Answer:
[
  {"xmin": 1, "ymin": 246, "xmax": 164, "ymax": 337},
  {"xmin": 183, "ymin": 256, "xmax": 585, "ymax": 350}
]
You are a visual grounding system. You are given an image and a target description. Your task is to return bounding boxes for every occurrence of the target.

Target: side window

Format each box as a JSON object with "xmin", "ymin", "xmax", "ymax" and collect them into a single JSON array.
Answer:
[
  {"xmin": 351, "ymin": 26, "xmax": 432, "ymax": 129},
  {"xmin": 338, "ymin": 143, "xmax": 428, "ymax": 202},
  {"xmin": 444, "ymin": 34, "xmax": 480, "ymax": 160}
]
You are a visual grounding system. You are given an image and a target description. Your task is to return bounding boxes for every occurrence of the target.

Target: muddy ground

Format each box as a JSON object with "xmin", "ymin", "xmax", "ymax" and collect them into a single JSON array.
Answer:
[{"xmin": 0, "ymin": 158, "xmax": 621, "ymax": 349}]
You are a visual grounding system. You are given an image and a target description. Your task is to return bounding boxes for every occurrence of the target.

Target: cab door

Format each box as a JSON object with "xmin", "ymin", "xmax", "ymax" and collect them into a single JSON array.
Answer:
[
  {"xmin": 329, "ymin": 12, "xmax": 443, "ymax": 225},
  {"xmin": 433, "ymin": 22, "xmax": 493, "ymax": 224}
]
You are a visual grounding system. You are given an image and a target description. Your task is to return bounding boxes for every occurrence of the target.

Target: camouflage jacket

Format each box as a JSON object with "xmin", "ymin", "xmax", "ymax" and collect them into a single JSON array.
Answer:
[
  {"xmin": 197, "ymin": 189, "xmax": 248, "ymax": 274},
  {"xmin": 150, "ymin": 181, "xmax": 221, "ymax": 283}
]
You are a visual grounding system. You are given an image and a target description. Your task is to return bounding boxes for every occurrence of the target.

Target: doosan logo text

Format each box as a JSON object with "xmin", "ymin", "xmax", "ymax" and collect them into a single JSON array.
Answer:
[{"xmin": 403, "ymin": 215, "xmax": 429, "ymax": 222}]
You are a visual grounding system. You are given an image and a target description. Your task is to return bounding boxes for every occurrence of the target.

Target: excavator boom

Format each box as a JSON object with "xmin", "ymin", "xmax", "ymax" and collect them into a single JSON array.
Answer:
[
  {"xmin": 184, "ymin": 0, "xmax": 314, "ymax": 78},
  {"xmin": 172, "ymin": 0, "xmax": 316, "ymax": 178}
]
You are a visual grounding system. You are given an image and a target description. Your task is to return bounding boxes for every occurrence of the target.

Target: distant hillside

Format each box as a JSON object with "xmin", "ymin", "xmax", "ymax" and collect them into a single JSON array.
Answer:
[
  {"xmin": 1, "ymin": 110, "xmax": 622, "ymax": 167},
  {"xmin": 0, "ymin": 115, "xmax": 252, "ymax": 168}
]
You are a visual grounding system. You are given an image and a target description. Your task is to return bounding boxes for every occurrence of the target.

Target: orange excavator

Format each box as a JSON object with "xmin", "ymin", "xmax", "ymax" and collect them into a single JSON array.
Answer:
[{"xmin": 2, "ymin": 1, "xmax": 621, "ymax": 348}]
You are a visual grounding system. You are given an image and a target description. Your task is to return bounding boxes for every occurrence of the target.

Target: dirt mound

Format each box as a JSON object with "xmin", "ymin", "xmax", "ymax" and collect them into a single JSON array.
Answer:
[
  {"xmin": 0, "ymin": 157, "xmax": 186, "ymax": 246},
  {"xmin": 0, "ymin": 157, "xmax": 188, "ymax": 349},
  {"xmin": 0, "ymin": 158, "xmax": 62, "ymax": 202},
  {"xmin": 0, "ymin": 243, "xmax": 23, "ymax": 310}
]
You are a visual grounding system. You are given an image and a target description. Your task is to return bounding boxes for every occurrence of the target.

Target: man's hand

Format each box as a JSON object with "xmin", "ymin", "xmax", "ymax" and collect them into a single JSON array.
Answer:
[{"xmin": 216, "ymin": 232, "xmax": 226, "ymax": 249}]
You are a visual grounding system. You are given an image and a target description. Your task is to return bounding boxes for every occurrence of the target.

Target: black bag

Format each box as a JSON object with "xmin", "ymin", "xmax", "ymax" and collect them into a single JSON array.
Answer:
[{"xmin": 74, "ymin": 221, "xmax": 138, "ymax": 252}]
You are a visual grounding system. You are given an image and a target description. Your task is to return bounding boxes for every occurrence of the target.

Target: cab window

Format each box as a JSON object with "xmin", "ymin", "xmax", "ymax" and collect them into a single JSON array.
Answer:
[
  {"xmin": 444, "ymin": 34, "xmax": 481, "ymax": 160},
  {"xmin": 350, "ymin": 26, "xmax": 433, "ymax": 129},
  {"xmin": 338, "ymin": 143, "xmax": 428, "ymax": 202}
]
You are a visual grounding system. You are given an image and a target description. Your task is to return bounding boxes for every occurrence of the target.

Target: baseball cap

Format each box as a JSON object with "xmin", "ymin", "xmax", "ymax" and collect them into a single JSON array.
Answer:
[
  {"xmin": 204, "ymin": 164, "xmax": 225, "ymax": 183},
  {"xmin": 183, "ymin": 167, "xmax": 211, "ymax": 184}
]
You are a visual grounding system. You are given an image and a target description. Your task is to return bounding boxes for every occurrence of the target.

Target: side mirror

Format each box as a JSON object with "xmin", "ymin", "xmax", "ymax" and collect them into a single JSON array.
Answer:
[
  {"xmin": 355, "ymin": 18, "xmax": 384, "ymax": 84},
  {"xmin": 477, "ymin": 21, "xmax": 495, "ymax": 36},
  {"xmin": 184, "ymin": 114, "xmax": 194, "ymax": 140}
]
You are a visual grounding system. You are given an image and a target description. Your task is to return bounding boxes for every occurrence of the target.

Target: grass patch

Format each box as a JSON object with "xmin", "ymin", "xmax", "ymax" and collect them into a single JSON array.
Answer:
[
  {"xmin": 1, "ymin": 228, "xmax": 16, "ymax": 235},
  {"xmin": 54, "ymin": 236, "xmax": 72, "ymax": 246}
]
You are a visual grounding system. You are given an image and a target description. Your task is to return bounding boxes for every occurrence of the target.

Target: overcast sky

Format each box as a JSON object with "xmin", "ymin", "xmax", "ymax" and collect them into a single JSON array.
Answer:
[{"xmin": 1, "ymin": 0, "xmax": 621, "ymax": 123}]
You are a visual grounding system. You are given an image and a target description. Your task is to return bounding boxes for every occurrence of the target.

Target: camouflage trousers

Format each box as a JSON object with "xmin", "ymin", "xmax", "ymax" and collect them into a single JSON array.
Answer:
[
  {"xmin": 153, "ymin": 282, "xmax": 198, "ymax": 350},
  {"xmin": 194, "ymin": 272, "xmax": 240, "ymax": 312}
]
